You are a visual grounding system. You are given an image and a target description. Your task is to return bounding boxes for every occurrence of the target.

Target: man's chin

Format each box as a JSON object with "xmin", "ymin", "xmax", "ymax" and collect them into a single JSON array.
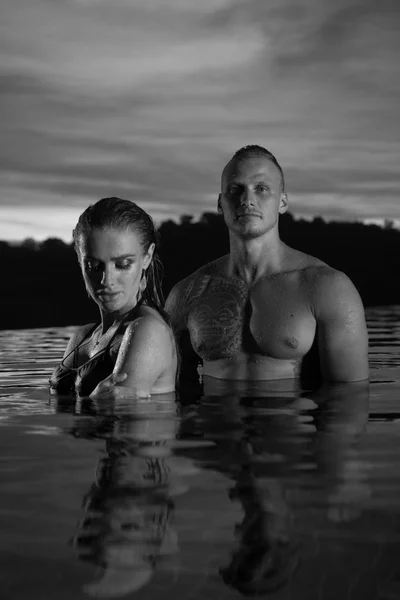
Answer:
[{"xmin": 232, "ymin": 224, "xmax": 265, "ymax": 239}]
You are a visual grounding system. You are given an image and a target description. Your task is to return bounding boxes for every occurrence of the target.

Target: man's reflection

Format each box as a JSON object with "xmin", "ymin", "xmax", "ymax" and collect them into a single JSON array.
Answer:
[
  {"xmin": 178, "ymin": 377, "xmax": 370, "ymax": 596},
  {"xmin": 221, "ymin": 466, "xmax": 300, "ymax": 595},
  {"xmin": 310, "ymin": 381, "xmax": 371, "ymax": 522}
]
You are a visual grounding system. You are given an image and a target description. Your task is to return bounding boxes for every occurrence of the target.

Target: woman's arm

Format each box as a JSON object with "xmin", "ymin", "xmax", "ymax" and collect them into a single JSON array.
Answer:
[
  {"xmin": 91, "ymin": 317, "xmax": 175, "ymax": 400},
  {"xmin": 49, "ymin": 324, "xmax": 94, "ymax": 395}
]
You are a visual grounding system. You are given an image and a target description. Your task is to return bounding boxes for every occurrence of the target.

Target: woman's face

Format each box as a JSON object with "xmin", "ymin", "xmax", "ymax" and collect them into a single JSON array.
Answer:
[{"xmin": 78, "ymin": 227, "xmax": 154, "ymax": 316}]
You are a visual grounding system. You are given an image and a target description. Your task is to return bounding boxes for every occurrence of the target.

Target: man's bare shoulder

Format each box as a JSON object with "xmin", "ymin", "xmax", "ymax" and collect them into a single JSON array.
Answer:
[
  {"xmin": 167, "ymin": 258, "xmax": 225, "ymax": 302},
  {"xmin": 165, "ymin": 257, "xmax": 227, "ymax": 328},
  {"xmin": 285, "ymin": 247, "xmax": 338, "ymax": 283},
  {"xmin": 302, "ymin": 263, "xmax": 364, "ymax": 319},
  {"xmin": 283, "ymin": 246, "xmax": 363, "ymax": 312},
  {"xmin": 296, "ymin": 255, "xmax": 368, "ymax": 382},
  {"xmin": 285, "ymin": 246, "xmax": 327, "ymax": 271}
]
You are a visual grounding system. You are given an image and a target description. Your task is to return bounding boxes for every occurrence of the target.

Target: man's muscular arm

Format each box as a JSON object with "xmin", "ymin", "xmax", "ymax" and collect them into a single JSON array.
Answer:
[
  {"xmin": 165, "ymin": 281, "xmax": 186, "ymax": 334},
  {"xmin": 165, "ymin": 279, "xmax": 202, "ymax": 388},
  {"xmin": 313, "ymin": 269, "xmax": 369, "ymax": 382}
]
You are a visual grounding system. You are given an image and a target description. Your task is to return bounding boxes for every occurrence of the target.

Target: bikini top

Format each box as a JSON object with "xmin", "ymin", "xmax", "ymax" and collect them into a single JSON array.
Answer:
[{"xmin": 50, "ymin": 318, "xmax": 129, "ymax": 397}]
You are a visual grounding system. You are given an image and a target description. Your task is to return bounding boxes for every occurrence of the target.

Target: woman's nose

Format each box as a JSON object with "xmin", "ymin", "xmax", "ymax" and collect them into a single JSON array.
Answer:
[{"xmin": 101, "ymin": 265, "xmax": 116, "ymax": 287}]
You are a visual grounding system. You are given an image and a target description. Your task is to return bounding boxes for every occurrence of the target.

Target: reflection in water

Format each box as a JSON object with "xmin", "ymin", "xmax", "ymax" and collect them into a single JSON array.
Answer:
[
  {"xmin": 177, "ymin": 379, "xmax": 370, "ymax": 596},
  {"xmin": 55, "ymin": 379, "xmax": 370, "ymax": 597},
  {"xmin": 310, "ymin": 382, "xmax": 371, "ymax": 523},
  {"xmin": 67, "ymin": 395, "xmax": 182, "ymax": 597},
  {"xmin": 1, "ymin": 311, "xmax": 399, "ymax": 598},
  {"xmin": 221, "ymin": 467, "xmax": 300, "ymax": 595},
  {"xmin": 45, "ymin": 381, "xmax": 369, "ymax": 598}
]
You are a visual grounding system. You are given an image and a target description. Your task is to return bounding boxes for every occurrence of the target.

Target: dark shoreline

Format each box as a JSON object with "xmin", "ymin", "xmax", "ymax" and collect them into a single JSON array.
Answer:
[{"xmin": 1, "ymin": 211, "xmax": 399, "ymax": 330}]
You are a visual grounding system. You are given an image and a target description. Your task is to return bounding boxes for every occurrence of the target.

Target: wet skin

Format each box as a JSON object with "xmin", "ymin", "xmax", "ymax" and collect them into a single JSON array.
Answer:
[
  {"xmin": 166, "ymin": 244, "xmax": 369, "ymax": 383},
  {"xmin": 168, "ymin": 258, "xmax": 329, "ymax": 381},
  {"xmin": 166, "ymin": 155, "xmax": 369, "ymax": 383},
  {"xmin": 185, "ymin": 264, "xmax": 318, "ymax": 380},
  {"xmin": 51, "ymin": 227, "xmax": 176, "ymax": 397}
]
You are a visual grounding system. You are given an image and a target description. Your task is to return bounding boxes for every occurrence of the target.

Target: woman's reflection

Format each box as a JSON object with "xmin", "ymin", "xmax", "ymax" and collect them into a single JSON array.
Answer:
[{"xmin": 69, "ymin": 395, "xmax": 181, "ymax": 598}]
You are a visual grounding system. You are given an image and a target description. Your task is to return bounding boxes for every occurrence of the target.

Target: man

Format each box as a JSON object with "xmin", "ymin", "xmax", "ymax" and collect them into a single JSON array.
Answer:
[{"xmin": 165, "ymin": 145, "xmax": 369, "ymax": 386}]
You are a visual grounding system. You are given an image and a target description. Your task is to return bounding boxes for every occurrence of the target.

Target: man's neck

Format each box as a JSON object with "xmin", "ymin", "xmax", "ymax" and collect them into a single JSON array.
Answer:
[{"xmin": 227, "ymin": 231, "xmax": 287, "ymax": 285}]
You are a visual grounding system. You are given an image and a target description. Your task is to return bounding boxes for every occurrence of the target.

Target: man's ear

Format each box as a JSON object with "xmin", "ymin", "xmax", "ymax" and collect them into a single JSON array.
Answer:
[
  {"xmin": 217, "ymin": 193, "xmax": 223, "ymax": 214},
  {"xmin": 278, "ymin": 193, "xmax": 288, "ymax": 214}
]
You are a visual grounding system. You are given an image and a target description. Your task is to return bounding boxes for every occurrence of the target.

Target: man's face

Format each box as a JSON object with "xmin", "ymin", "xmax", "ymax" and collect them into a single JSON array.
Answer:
[{"xmin": 218, "ymin": 155, "xmax": 288, "ymax": 239}]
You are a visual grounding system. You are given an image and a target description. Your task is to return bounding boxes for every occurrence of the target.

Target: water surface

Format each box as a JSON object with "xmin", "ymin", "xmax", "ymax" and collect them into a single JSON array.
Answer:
[{"xmin": 0, "ymin": 307, "xmax": 400, "ymax": 600}]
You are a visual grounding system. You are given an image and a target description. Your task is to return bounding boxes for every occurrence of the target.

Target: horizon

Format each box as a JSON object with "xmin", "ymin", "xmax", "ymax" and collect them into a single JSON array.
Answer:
[
  {"xmin": 1, "ymin": 0, "xmax": 399, "ymax": 241},
  {"xmin": 2, "ymin": 211, "xmax": 399, "ymax": 245}
]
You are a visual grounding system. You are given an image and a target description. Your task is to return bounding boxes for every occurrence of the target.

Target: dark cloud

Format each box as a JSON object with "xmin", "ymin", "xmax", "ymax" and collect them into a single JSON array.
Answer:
[{"xmin": 0, "ymin": 0, "xmax": 399, "ymax": 239}]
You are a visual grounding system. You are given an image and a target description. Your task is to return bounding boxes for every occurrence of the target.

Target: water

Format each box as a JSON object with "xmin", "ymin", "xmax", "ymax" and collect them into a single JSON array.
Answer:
[{"xmin": 0, "ymin": 308, "xmax": 400, "ymax": 599}]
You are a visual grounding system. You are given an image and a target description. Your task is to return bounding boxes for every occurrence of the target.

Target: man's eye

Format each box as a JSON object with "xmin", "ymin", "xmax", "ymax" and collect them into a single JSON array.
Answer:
[
  {"xmin": 256, "ymin": 185, "xmax": 269, "ymax": 192},
  {"xmin": 228, "ymin": 186, "xmax": 239, "ymax": 194}
]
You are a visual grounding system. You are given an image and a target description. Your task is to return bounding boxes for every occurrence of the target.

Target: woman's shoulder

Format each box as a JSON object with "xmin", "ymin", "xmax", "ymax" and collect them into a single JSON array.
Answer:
[
  {"xmin": 129, "ymin": 306, "xmax": 170, "ymax": 331},
  {"xmin": 122, "ymin": 306, "xmax": 173, "ymax": 345},
  {"xmin": 60, "ymin": 322, "xmax": 96, "ymax": 361},
  {"xmin": 69, "ymin": 322, "xmax": 97, "ymax": 345},
  {"xmin": 113, "ymin": 307, "xmax": 176, "ymax": 374}
]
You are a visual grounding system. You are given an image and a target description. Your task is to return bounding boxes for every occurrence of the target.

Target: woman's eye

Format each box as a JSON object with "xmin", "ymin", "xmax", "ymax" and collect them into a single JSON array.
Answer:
[
  {"xmin": 85, "ymin": 261, "xmax": 102, "ymax": 272},
  {"xmin": 115, "ymin": 262, "xmax": 132, "ymax": 270}
]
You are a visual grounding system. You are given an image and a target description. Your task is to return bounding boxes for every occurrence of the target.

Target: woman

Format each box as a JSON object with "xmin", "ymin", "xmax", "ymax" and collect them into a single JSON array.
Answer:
[{"xmin": 50, "ymin": 197, "xmax": 177, "ymax": 399}]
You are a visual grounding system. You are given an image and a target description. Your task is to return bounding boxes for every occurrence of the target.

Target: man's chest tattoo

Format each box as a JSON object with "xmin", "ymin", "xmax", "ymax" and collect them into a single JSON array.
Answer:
[
  {"xmin": 183, "ymin": 275, "xmax": 210, "ymax": 305},
  {"xmin": 187, "ymin": 277, "xmax": 249, "ymax": 359}
]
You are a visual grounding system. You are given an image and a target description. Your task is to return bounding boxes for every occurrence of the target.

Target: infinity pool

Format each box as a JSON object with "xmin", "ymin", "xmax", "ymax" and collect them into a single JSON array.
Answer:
[{"xmin": 0, "ymin": 306, "xmax": 400, "ymax": 600}]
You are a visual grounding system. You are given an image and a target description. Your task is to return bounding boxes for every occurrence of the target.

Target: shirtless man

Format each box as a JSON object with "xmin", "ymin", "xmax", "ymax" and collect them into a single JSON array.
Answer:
[{"xmin": 165, "ymin": 145, "xmax": 369, "ymax": 385}]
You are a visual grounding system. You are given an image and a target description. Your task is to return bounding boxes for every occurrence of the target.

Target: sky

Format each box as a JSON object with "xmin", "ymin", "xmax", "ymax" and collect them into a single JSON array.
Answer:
[{"xmin": 1, "ymin": 0, "xmax": 399, "ymax": 241}]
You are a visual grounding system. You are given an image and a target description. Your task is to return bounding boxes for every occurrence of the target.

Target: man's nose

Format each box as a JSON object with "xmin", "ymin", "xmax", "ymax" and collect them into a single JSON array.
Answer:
[{"xmin": 239, "ymin": 188, "xmax": 255, "ymax": 206}]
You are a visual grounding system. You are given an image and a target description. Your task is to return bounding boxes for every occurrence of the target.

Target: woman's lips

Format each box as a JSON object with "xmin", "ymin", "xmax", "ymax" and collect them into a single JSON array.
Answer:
[{"xmin": 97, "ymin": 291, "xmax": 121, "ymax": 300}]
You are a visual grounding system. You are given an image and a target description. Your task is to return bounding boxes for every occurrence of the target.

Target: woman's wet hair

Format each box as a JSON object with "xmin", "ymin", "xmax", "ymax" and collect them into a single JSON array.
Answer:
[{"xmin": 72, "ymin": 196, "xmax": 170, "ymax": 325}]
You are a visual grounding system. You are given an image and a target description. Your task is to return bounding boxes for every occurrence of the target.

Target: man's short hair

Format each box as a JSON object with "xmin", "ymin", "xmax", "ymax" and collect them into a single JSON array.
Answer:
[{"xmin": 230, "ymin": 145, "xmax": 286, "ymax": 192}]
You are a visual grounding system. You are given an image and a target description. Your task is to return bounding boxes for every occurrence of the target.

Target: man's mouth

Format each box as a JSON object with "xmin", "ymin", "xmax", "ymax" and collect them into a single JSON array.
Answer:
[{"xmin": 236, "ymin": 212, "xmax": 261, "ymax": 219}]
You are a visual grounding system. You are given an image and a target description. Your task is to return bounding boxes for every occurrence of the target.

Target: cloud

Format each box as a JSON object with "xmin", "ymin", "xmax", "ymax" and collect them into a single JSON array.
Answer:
[
  {"xmin": 0, "ymin": 0, "xmax": 261, "ymax": 92},
  {"xmin": 0, "ymin": 0, "xmax": 399, "ymax": 240}
]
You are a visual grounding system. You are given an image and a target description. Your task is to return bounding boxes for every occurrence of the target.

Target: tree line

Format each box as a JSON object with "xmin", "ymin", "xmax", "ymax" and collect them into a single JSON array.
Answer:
[{"xmin": 1, "ymin": 212, "xmax": 399, "ymax": 330}]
